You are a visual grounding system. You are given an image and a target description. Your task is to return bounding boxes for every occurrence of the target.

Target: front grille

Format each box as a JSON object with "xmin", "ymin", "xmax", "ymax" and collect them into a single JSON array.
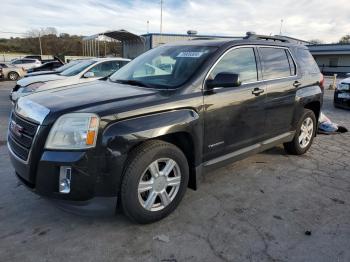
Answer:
[{"xmin": 8, "ymin": 113, "xmax": 39, "ymax": 161}]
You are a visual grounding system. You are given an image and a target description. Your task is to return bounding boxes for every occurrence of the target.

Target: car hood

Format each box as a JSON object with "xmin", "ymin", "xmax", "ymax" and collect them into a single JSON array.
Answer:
[
  {"xmin": 340, "ymin": 77, "xmax": 350, "ymax": 84},
  {"xmin": 25, "ymin": 71, "xmax": 56, "ymax": 77},
  {"xmin": 17, "ymin": 74, "xmax": 67, "ymax": 87},
  {"xmin": 16, "ymin": 80, "xmax": 162, "ymax": 125}
]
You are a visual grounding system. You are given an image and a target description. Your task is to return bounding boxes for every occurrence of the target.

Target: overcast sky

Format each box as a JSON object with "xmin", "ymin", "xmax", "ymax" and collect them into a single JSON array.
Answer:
[{"xmin": 1, "ymin": 0, "xmax": 349, "ymax": 42}]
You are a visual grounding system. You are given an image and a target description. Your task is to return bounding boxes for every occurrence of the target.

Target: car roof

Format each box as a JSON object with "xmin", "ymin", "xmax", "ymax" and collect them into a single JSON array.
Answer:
[
  {"xmin": 91, "ymin": 57, "xmax": 131, "ymax": 62},
  {"xmin": 163, "ymin": 38, "xmax": 301, "ymax": 49}
]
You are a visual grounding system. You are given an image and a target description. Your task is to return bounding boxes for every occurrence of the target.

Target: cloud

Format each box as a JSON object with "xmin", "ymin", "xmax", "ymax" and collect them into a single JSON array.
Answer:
[{"xmin": 0, "ymin": 0, "xmax": 349, "ymax": 42}]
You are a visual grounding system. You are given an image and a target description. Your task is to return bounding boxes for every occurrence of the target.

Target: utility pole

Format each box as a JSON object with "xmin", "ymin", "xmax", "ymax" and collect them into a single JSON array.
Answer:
[
  {"xmin": 279, "ymin": 19, "xmax": 284, "ymax": 35},
  {"xmin": 160, "ymin": 0, "xmax": 163, "ymax": 35},
  {"xmin": 147, "ymin": 20, "xmax": 150, "ymax": 34},
  {"xmin": 159, "ymin": 0, "xmax": 163, "ymax": 44},
  {"xmin": 38, "ymin": 32, "xmax": 43, "ymax": 56}
]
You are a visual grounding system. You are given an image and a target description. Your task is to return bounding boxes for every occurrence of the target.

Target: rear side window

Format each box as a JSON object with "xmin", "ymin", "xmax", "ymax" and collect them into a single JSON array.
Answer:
[
  {"xmin": 297, "ymin": 48, "xmax": 320, "ymax": 74},
  {"xmin": 209, "ymin": 47, "xmax": 258, "ymax": 84},
  {"xmin": 259, "ymin": 47, "xmax": 295, "ymax": 80}
]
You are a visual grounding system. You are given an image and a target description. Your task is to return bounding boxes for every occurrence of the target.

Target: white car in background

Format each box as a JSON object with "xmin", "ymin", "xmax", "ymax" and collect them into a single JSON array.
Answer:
[
  {"xmin": 9, "ymin": 58, "xmax": 42, "ymax": 70},
  {"xmin": 11, "ymin": 57, "xmax": 131, "ymax": 102}
]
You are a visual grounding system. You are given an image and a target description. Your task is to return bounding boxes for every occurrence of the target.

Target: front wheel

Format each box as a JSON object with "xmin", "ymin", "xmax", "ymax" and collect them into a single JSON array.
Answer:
[
  {"xmin": 284, "ymin": 109, "xmax": 316, "ymax": 155},
  {"xmin": 121, "ymin": 140, "xmax": 189, "ymax": 224}
]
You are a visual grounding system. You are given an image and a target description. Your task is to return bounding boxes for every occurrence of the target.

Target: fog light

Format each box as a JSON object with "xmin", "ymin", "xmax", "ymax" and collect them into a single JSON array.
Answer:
[{"xmin": 59, "ymin": 166, "xmax": 72, "ymax": 194}]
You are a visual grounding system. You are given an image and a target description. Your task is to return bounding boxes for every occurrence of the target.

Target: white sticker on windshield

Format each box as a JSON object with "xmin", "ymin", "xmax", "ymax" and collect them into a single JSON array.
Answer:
[{"xmin": 177, "ymin": 52, "xmax": 204, "ymax": 58}]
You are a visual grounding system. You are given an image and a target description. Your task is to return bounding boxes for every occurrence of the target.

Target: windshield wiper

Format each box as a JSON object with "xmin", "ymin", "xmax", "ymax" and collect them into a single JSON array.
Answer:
[{"xmin": 114, "ymin": 79, "xmax": 151, "ymax": 87}]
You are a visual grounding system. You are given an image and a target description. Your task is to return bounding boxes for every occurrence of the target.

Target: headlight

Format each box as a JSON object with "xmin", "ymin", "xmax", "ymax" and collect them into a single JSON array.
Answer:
[
  {"xmin": 24, "ymin": 82, "xmax": 45, "ymax": 92},
  {"xmin": 337, "ymin": 83, "xmax": 350, "ymax": 91},
  {"xmin": 45, "ymin": 113, "xmax": 100, "ymax": 150}
]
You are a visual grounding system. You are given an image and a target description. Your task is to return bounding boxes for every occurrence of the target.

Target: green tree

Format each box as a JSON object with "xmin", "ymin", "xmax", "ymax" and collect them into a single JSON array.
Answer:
[{"xmin": 339, "ymin": 35, "xmax": 350, "ymax": 44}]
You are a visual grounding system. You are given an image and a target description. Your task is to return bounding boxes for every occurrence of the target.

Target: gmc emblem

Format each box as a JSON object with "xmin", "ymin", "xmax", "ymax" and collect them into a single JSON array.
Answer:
[{"xmin": 10, "ymin": 120, "xmax": 23, "ymax": 137}]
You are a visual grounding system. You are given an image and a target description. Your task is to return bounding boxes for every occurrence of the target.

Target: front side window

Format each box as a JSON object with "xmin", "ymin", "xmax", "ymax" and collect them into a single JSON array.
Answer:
[
  {"xmin": 110, "ymin": 45, "xmax": 217, "ymax": 89},
  {"xmin": 260, "ymin": 47, "xmax": 293, "ymax": 80},
  {"xmin": 209, "ymin": 47, "xmax": 258, "ymax": 84}
]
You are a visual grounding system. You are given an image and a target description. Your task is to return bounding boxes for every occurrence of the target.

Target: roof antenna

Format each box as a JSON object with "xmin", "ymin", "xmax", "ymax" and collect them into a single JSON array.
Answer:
[{"xmin": 279, "ymin": 19, "xmax": 284, "ymax": 35}]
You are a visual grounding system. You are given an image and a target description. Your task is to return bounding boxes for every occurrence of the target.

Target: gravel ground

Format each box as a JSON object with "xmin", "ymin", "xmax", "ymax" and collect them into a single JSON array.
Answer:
[{"xmin": 0, "ymin": 79, "xmax": 349, "ymax": 262}]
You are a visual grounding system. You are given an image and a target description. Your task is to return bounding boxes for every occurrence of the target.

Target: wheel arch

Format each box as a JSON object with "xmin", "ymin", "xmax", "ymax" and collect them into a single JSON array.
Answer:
[
  {"xmin": 102, "ymin": 109, "xmax": 203, "ymax": 191},
  {"xmin": 304, "ymin": 100, "xmax": 321, "ymax": 121}
]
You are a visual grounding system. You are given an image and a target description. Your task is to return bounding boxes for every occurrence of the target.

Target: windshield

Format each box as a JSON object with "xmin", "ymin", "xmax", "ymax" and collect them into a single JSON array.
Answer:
[
  {"xmin": 54, "ymin": 60, "xmax": 81, "ymax": 72},
  {"xmin": 59, "ymin": 60, "xmax": 95, "ymax": 76},
  {"xmin": 110, "ymin": 45, "xmax": 217, "ymax": 88}
]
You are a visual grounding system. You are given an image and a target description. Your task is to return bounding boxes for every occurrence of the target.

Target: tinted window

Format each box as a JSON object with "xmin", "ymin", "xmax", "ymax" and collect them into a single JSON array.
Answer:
[
  {"xmin": 260, "ymin": 47, "xmax": 293, "ymax": 79},
  {"xmin": 209, "ymin": 47, "xmax": 258, "ymax": 84},
  {"xmin": 22, "ymin": 59, "xmax": 35, "ymax": 64},
  {"xmin": 12, "ymin": 60, "xmax": 23, "ymax": 64},
  {"xmin": 52, "ymin": 61, "xmax": 62, "ymax": 68},
  {"xmin": 40, "ymin": 63, "xmax": 52, "ymax": 69},
  {"xmin": 297, "ymin": 48, "xmax": 320, "ymax": 74}
]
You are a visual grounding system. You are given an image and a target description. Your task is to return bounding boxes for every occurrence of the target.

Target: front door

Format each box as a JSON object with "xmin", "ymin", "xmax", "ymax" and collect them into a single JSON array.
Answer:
[{"xmin": 203, "ymin": 46, "xmax": 267, "ymax": 162}]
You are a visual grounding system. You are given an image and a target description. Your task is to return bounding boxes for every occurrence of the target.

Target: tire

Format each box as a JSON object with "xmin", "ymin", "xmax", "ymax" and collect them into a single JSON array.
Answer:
[
  {"xmin": 121, "ymin": 140, "xmax": 189, "ymax": 224},
  {"xmin": 8, "ymin": 71, "xmax": 19, "ymax": 81},
  {"xmin": 284, "ymin": 109, "xmax": 316, "ymax": 155}
]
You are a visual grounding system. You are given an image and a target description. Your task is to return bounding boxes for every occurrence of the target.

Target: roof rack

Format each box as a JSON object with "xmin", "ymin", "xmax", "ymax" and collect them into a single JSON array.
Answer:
[
  {"xmin": 243, "ymin": 32, "xmax": 290, "ymax": 43},
  {"xmin": 190, "ymin": 37, "xmax": 223, "ymax": 41}
]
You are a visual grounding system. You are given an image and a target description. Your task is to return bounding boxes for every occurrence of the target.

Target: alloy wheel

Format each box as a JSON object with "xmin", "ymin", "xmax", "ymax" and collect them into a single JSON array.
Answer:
[
  {"xmin": 138, "ymin": 158, "xmax": 181, "ymax": 212},
  {"xmin": 299, "ymin": 117, "xmax": 314, "ymax": 148}
]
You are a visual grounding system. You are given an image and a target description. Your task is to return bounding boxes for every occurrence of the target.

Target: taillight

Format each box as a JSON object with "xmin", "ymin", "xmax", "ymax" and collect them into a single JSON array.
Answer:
[{"xmin": 319, "ymin": 73, "xmax": 325, "ymax": 91}]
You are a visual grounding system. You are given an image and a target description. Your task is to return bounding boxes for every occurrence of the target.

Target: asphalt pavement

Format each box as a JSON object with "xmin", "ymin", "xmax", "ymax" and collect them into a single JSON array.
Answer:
[{"xmin": 0, "ymin": 80, "xmax": 349, "ymax": 262}]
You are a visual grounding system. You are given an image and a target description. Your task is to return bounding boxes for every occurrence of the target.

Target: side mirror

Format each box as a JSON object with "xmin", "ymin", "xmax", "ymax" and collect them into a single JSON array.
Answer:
[
  {"xmin": 83, "ymin": 72, "xmax": 95, "ymax": 78},
  {"xmin": 206, "ymin": 73, "xmax": 241, "ymax": 89}
]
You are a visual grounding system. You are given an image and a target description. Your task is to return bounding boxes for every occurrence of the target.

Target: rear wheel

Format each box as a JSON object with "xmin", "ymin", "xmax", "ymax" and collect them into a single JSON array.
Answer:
[
  {"xmin": 8, "ymin": 71, "xmax": 19, "ymax": 81},
  {"xmin": 284, "ymin": 109, "xmax": 316, "ymax": 155},
  {"xmin": 121, "ymin": 140, "xmax": 189, "ymax": 224}
]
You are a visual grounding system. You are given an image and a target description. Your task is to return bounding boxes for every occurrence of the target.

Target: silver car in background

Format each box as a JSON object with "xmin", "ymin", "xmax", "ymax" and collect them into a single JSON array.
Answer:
[
  {"xmin": 11, "ymin": 57, "xmax": 131, "ymax": 101},
  {"xmin": 0, "ymin": 64, "xmax": 26, "ymax": 81},
  {"xmin": 9, "ymin": 58, "xmax": 42, "ymax": 70}
]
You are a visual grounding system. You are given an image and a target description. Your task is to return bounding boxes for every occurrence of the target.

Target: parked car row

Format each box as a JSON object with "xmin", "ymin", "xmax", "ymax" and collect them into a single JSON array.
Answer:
[
  {"xmin": 7, "ymin": 33, "xmax": 325, "ymax": 223},
  {"xmin": 10, "ymin": 57, "xmax": 130, "ymax": 101},
  {"xmin": 0, "ymin": 55, "xmax": 65, "ymax": 81}
]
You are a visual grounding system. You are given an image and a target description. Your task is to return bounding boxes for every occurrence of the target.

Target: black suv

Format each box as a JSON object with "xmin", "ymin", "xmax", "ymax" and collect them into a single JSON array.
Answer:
[{"xmin": 8, "ymin": 34, "xmax": 323, "ymax": 223}]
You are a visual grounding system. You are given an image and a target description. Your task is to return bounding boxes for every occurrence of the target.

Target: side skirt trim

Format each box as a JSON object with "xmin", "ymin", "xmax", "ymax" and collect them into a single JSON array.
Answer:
[{"xmin": 203, "ymin": 131, "xmax": 295, "ymax": 167}]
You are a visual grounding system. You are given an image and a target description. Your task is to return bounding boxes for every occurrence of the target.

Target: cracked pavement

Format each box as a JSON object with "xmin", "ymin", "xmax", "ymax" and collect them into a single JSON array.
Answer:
[{"xmin": 0, "ymin": 80, "xmax": 349, "ymax": 262}]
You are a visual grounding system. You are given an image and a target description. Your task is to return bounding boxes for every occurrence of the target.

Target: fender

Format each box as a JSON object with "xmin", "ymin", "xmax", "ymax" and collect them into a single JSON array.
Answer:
[
  {"xmin": 101, "ymin": 109, "xmax": 202, "ymax": 190},
  {"xmin": 295, "ymin": 85, "xmax": 323, "ymax": 105},
  {"xmin": 291, "ymin": 85, "xmax": 323, "ymax": 130}
]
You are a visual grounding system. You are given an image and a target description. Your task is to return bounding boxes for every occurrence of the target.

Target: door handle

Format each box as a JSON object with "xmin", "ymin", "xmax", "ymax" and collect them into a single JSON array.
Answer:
[
  {"xmin": 293, "ymin": 81, "xmax": 302, "ymax": 87},
  {"xmin": 252, "ymin": 87, "xmax": 265, "ymax": 96}
]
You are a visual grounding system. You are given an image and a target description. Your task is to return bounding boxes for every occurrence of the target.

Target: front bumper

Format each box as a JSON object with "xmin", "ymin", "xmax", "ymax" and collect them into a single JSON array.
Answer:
[{"xmin": 8, "ymin": 145, "xmax": 121, "ymax": 215}]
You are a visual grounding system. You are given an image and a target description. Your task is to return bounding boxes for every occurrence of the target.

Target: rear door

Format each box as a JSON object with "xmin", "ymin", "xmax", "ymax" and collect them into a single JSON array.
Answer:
[
  {"xmin": 203, "ymin": 46, "xmax": 268, "ymax": 162},
  {"xmin": 257, "ymin": 46, "xmax": 299, "ymax": 137}
]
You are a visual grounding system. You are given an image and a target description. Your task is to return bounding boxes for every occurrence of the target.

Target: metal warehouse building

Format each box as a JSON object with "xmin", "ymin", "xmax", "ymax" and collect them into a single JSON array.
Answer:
[
  {"xmin": 308, "ymin": 44, "xmax": 350, "ymax": 76},
  {"xmin": 123, "ymin": 33, "xmax": 241, "ymax": 58},
  {"xmin": 83, "ymin": 30, "xmax": 241, "ymax": 59}
]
